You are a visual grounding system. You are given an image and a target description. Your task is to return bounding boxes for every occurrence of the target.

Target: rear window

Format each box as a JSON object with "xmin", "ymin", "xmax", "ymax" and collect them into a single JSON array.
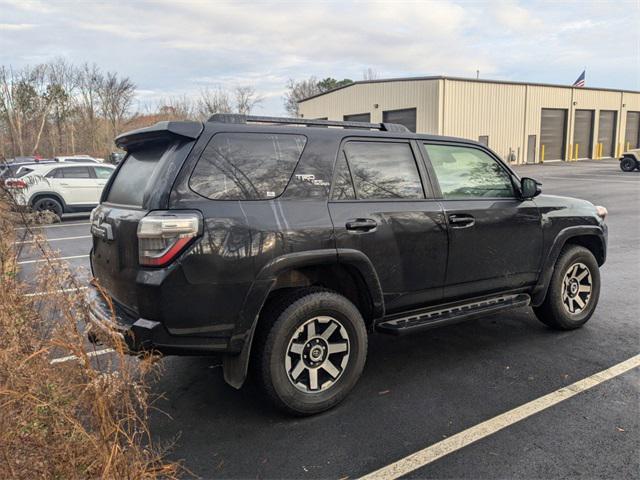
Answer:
[
  {"xmin": 189, "ymin": 133, "xmax": 307, "ymax": 200},
  {"xmin": 106, "ymin": 142, "xmax": 169, "ymax": 206}
]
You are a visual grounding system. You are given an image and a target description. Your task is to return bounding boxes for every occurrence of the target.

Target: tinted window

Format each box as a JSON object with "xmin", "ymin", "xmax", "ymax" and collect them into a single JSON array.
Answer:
[
  {"xmin": 382, "ymin": 108, "xmax": 417, "ymax": 132},
  {"xmin": 344, "ymin": 142, "xmax": 424, "ymax": 200},
  {"xmin": 424, "ymin": 144, "xmax": 514, "ymax": 199},
  {"xmin": 331, "ymin": 153, "xmax": 356, "ymax": 200},
  {"xmin": 94, "ymin": 166, "xmax": 114, "ymax": 179},
  {"xmin": 55, "ymin": 166, "xmax": 92, "ymax": 178},
  {"xmin": 106, "ymin": 141, "xmax": 170, "ymax": 206},
  {"xmin": 190, "ymin": 133, "xmax": 306, "ymax": 200}
]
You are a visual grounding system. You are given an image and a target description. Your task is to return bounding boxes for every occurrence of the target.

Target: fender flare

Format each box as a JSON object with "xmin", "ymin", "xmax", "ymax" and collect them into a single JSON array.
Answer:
[
  {"xmin": 531, "ymin": 225, "xmax": 607, "ymax": 306},
  {"xmin": 223, "ymin": 248, "xmax": 384, "ymax": 389},
  {"xmin": 28, "ymin": 191, "xmax": 67, "ymax": 210}
]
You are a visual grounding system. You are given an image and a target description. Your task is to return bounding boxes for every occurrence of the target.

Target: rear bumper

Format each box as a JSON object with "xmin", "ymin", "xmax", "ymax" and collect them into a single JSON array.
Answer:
[{"xmin": 86, "ymin": 283, "xmax": 231, "ymax": 355}]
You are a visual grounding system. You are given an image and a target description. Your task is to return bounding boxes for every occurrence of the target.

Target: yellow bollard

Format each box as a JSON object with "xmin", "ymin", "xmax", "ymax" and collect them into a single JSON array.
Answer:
[
  {"xmin": 627, "ymin": 142, "xmax": 631, "ymax": 152},
  {"xmin": 575, "ymin": 143, "xmax": 579, "ymax": 161},
  {"xmin": 616, "ymin": 143, "xmax": 621, "ymax": 158},
  {"xmin": 541, "ymin": 144, "xmax": 545, "ymax": 163}
]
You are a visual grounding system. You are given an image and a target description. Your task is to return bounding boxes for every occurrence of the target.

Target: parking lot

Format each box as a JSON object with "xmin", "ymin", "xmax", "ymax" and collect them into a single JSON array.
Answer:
[{"xmin": 17, "ymin": 159, "xmax": 639, "ymax": 479}]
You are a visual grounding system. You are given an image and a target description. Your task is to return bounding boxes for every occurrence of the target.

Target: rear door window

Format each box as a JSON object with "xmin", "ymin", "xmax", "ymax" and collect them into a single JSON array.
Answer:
[
  {"xmin": 342, "ymin": 141, "xmax": 424, "ymax": 200},
  {"xmin": 61, "ymin": 166, "xmax": 93, "ymax": 178},
  {"xmin": 189, "ymin": 133, "xmax": 307, "ymax": 200}
]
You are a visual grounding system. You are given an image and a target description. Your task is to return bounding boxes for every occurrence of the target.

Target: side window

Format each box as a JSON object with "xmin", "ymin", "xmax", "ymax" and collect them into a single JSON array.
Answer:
[
  {"xmin": 46, "ymin": 168, "xmax": 62, "ymax": 178},
  {"xmin": 331, "ymin": 152, "xmax": 356, "ymax": 200},
  {"xmin": 424, "ymin": 144, "xmax": 514, "ymax": 199},
  {"xmin": 344, "ymin": 141, "xmax": 424, "ymax": 200},
  {"xmin": 189, "ymin": 133, "xmax": 307, "ymax": 200},
  {"xmin": 94, "ymin": 167, "xmax": 114, "ymax": 179},
  {"xmin": 60, "ymin": 166, "xmax": 92, "ymax": 179}
]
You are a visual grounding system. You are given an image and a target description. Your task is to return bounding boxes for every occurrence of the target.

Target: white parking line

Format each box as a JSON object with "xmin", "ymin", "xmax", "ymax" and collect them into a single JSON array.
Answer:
[
  {"xmin": 15, "ymin": 235, "xmax": 92, "ymax": 245},
  {"xmin": 17, "ymin": 254, "xmax": 90, "ymax": 265},
  {"xmin": 360, "ymin": 354, "xmax": 640, "ymax": 480},
  {"xmin": 14, "ymin": 221, "xmax": 91, "ymax": 231},
  {"xmin": 24, "ymin": 286, "xmax": 88, "ymax": 297},
  {"xmin": 50, "ymin": 348, "xmax": 114, "ymax": 364}
]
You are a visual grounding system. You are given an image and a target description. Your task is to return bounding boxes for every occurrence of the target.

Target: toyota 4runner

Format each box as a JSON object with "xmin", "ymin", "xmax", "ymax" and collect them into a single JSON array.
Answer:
[{"xmin": 88, "ymin": 115, "xmax": 608, "ymax": 415}]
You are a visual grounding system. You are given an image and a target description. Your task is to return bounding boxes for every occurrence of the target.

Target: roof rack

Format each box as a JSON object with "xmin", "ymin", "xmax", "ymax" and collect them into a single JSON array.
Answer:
[{"xmin": 207, "ymin": 114, "xmax": 409, "ymax": 133}]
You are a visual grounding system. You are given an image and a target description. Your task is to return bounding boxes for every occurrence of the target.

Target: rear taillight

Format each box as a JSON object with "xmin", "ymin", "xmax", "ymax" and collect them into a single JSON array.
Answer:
[
  {"xmin": 137, "ymin": 212, "xmax": 202, "ymax": 267},
  {"xmin": 5, "ymin": 179, "xmax": 27, "ymax": 189}
]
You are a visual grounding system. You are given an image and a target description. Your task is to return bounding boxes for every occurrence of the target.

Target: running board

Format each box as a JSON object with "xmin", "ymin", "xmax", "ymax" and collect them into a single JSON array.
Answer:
[{"xmin": 375, "ymin": 293, "xmax": 531, "ymax": 335}]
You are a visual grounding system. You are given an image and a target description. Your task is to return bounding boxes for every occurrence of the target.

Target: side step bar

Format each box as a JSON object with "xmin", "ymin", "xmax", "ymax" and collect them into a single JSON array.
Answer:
[{"xmin": 375, "ymin": 293, "xmax": 531, "ymax": 335}]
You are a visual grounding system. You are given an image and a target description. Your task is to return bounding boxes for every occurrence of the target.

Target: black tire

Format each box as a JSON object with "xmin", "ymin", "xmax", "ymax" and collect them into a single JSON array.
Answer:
[
  {"xmin": 533, "ymin": 245, "xmax": 600, "ymax": 330},
  {"xmin": 32, "ymin": 196, "xmax": 63, "ymax": 217},
  {"xmin": 254, "ymin": 288, "xmax": 367, "ymax": 415},
  {"xmin": 620, "ymin": 157, "xmax": 637, "ymax": 172}
]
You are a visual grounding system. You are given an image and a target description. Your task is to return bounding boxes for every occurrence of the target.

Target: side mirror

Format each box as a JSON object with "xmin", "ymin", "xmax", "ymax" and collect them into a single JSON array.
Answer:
[{"xmin": 520, "ymin": 177, "xmax": 542, "ymax": 199}]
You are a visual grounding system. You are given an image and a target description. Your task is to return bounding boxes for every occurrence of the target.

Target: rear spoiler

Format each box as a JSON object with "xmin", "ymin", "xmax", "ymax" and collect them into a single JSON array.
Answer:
[{"xmin": 115, "ymin": 121, "xmax": 204, "ymax": 151}]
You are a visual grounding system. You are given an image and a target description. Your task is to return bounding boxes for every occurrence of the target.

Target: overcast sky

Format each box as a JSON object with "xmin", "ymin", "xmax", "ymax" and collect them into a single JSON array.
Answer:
[{"xmin": 1, "ymin": 0, "xmax": 638, "ymax": 115}]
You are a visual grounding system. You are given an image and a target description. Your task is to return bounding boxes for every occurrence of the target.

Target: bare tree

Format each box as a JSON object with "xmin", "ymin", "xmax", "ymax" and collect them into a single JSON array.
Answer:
[
  {"xmin": 283, "ymin": 77, "xmax": 320, "ymax": 116},
  {"xmin": 362, "ymin": 68, "xmax": 380, "ymax": 80},
  {"xmin": 197, "ymin": 87, "xmax": 232, "ymax": 119},
  {"xmin": 155, "ymin": 95, "xmax": 196, "ymax": 120},
  {"xmin": 96, "ymin": 72, "xmax": 136, "ymax": 140},
  {"xmin": 234, "ymin": 86, "xmax": 263, "ymax": 115}
]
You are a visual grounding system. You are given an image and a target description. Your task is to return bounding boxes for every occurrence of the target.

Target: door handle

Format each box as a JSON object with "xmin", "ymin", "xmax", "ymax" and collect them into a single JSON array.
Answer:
[
  {"xmin": 448, "ymin": 214, "xmax": 475, "ymax": 228},
  {"xmin": 346, "ymin": 218, "xmax": 377, "ymax": 232}
]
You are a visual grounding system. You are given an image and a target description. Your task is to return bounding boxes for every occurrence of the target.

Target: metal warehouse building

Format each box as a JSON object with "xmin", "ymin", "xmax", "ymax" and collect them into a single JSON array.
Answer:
[{"xmin": 298, "ymin": 76, "xmax": 640, "ymax": 164}]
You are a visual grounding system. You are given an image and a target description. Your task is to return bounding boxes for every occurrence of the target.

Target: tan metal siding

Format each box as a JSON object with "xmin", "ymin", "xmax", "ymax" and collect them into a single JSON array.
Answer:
[
  {"xmin": 442, "ymin": 79, "xmax": 526, "ymax": 162},
  {"xmin": 298, "ymin": 79, "xmax": 440, "ymax": 133},
  {"xmin": 299, "ymin": 78, "xmax": 640, "ymax": 163}
]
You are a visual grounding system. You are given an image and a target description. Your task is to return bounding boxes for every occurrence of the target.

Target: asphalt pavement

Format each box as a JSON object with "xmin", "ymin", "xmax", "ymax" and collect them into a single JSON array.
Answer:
[{"xmin": 17, "ymin": 158, "xmax": 639, "ymax": 479}]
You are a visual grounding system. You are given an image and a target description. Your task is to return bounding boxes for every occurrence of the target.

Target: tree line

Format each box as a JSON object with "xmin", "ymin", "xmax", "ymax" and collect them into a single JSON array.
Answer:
[{"xmin": 0, "ymin": 58, "xmax": 377, "ymax": 161}]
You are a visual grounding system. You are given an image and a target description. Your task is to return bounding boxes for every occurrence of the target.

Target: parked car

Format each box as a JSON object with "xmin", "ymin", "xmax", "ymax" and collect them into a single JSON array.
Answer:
[
  {"xmin": 87, "ymin": 115, "xmax": 608, "ymax": 415},
  {"xmin": 1, "ymin": 160, "xmax": 57, "ymax": 181},
  {"xmin": 619, "ymin": 149, "xmax": 640, "ymax": 171},
  {"xmin": 5, "ymin": 162, "xmax": 115, "ymax": 216},
  {"xmin": 54, "ymin": 155, "xmax": 102, "ymax": 163}
]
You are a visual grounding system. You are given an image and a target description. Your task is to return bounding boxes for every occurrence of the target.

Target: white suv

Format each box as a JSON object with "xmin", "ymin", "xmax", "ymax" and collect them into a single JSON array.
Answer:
[
  {"xmin": 54, "ymin": 155, "xmax": 103, "ymax": 163},
  {"xmin": 6, "ymin": 163, "xmax": 115, "ymax": 216}
]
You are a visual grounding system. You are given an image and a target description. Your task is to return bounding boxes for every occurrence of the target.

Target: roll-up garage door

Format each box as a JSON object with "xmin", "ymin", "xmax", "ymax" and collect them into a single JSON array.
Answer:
[
  {"xmin": 598, "ymin": 110, "xmax": 617, "ymax": 158},
  {"xmin": 573, "ymin": 110, "xmax": 594, "ymax": 159},
  {"xmin": 343, "ymin": 113, "xmax": 371, "ymax": 123},
  {"xmin": 625, "ymin": 112, "xmax": 640, "ymax": 150},
  {"xmin": 540, "ymin": 108, "xmax": 567, "ymax": 161},
  {"xmin": 383, "ymin": 108, "xmax": 417, "ymax": 132}
]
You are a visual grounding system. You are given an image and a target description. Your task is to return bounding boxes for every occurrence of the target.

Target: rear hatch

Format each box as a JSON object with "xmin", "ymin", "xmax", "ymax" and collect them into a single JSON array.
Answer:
[{"xmin": 90, "ymin": 121, "xmax": 203, "ymax": 313}]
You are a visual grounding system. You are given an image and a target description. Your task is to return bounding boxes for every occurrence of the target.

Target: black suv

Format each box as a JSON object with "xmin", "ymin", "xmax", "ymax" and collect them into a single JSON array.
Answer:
[{"xmin": 88, "ymin": 115, "xmax": 608, "ymax": 415}]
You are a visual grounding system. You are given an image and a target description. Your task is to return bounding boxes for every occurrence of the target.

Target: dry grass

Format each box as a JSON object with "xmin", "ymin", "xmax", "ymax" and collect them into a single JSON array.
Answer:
[{"xmin": 0, "ymin": 191, "xmax": 181, "ymax": 479}]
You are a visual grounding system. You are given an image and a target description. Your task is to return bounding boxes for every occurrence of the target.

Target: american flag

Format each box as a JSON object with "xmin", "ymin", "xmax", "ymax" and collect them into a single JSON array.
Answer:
[{"xmin": 573, "ymin": 70, "xmax": 586, "ymax": 87}]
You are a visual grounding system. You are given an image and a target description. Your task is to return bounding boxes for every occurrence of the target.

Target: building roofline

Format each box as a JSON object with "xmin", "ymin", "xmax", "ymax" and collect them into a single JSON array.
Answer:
[{"xmin": 298, "ymin": 75, "xmax": 640, "ymax": 103}]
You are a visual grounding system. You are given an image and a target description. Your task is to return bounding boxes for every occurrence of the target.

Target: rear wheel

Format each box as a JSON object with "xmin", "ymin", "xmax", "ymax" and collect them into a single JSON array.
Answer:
[
  {"xmin": 620, "ymin": 157, "xmax": 637, "ymax": 172},
  {"xmin": 254, "ymin": 289, "xmax": 367, "ymax": 415},
  {"xmin": 533, "ymin": 245, "xmax": 600, "ymax": 330},
  {"xmin": 32, "ymin": 196, "xmax": 63, "ymax": 217}
]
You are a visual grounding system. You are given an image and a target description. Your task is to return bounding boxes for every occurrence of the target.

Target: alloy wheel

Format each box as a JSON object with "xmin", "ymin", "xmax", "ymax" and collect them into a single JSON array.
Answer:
[
  {"xmin": 284, "ymin": 316, "xmax": 350, "ymax": 393},
  {"xmin": 561, "ymin": 262, "xmax": 592, "ymax": 314}
]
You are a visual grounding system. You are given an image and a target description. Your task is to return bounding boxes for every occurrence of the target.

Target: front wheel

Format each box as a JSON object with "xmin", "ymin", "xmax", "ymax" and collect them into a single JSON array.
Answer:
[
  {"xmin": 533, "ymin": 245, "xmax": 600, "ymax": 330},
  {"xmin": 254, "ymin": 289, "xmax": 367, "ymax": 415},
  {"xmin": 620, "ymin": 157, "xmax": 637, "ymax": 172}
]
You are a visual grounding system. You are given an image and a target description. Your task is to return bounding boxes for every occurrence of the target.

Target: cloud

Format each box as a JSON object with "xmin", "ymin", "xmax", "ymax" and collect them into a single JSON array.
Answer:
[
  {"xmin": 0, "ymin": 0, "xmax": 637, "ymax": 115},
  {"xmin": 0, "ymin": 23, "xmax": 36, "ymax": 31}
]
